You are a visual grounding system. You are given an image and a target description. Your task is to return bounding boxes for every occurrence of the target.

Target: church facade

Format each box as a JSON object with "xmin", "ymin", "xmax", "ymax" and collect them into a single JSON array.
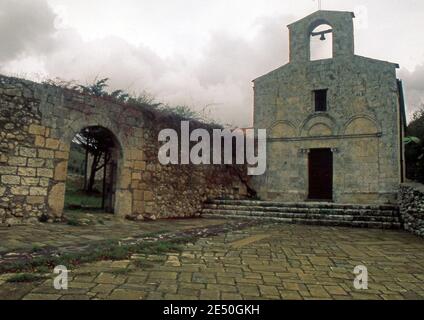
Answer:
[{"xmin": 252, "ymin": 10, "xmax": 406, "ymax": 204}]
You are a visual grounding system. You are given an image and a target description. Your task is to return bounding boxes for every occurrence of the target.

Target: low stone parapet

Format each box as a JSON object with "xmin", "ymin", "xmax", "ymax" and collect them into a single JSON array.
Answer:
[{"xmin": 399, "ymin": 182, "xmax": 424, "ymax": 237}]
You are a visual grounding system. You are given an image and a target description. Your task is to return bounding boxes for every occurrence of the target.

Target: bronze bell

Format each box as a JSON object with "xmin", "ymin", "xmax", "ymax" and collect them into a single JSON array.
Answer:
[{"xmin": 320, "ymin": 33, "xmax": 326, "ymax": 41}]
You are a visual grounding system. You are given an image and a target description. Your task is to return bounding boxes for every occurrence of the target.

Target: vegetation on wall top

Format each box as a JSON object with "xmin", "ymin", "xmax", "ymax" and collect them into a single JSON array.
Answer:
[{"xmin": 43, "ymin": 77, "xmax": 222, "ymax": 128}]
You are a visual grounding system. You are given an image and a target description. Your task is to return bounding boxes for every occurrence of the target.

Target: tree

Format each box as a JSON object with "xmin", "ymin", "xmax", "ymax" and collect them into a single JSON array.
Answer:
[
  {"xmin": 78, "ymin": 77, "xmax": 109, "ymax": 98},
  {"xmin": 405, "ymin": 105, "xmax": 424, "ymax": 182},
  {"xmin": 73, "ymin": 127, "xmax": 114, "ymax": 193},
  {"xmin": 407, "ymin": 106, "xmax": 424, "ymax": 138}
]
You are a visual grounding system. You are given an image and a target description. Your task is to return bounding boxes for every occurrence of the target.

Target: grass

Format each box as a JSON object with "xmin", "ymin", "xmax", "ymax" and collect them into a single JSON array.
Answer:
[
  {"xmin": 65, "ymin": 213, "xmax": 99, "ymax": 227},
  {"xmin": 147, "ymin": 242, "xmax": 182, "ymax": 253},
  {"xmin": 65, "ymin": 216, "xmax": 95, "ymax": 227},
  {"xmin": 30, "ymin": 245, "xmax": 43, "ymax": 253},
  {"xmin": 0, "ymin": 237, "xmax": 184, "ymax": 275},
  {"xmin": 143, "ymin": 230, "xmax": 171, "ymax": 238},
  {"xmin": 64, "ymin": 178, "xmax": 103, "ymax": 210},
  {"xmin": 6, "ymin": 273, "xmax": 47, "ymax": 283},
  {"xmin": 64, "ymin": 189, "xmax": 102, "ymax": 209},
  {"xmin": 34, "ymin": 265, "xmax": 50, "ymax": 274},
  {"xmin": 66, "ymin": 217, "xmax": 85, "ymax": 226}
]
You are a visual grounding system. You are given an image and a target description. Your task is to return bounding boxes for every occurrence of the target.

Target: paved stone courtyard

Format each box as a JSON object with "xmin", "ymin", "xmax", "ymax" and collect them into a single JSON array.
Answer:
[
  {"xmin": 0, "ymin": 212, "xmax": 228, "ymax": 252},
  {"xmin": 0, "ymin": 218, "xmax": 423, "ymax": 300}
]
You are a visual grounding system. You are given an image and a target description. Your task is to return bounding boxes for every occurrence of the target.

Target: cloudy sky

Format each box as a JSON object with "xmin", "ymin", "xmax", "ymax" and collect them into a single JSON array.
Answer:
[{"xmin": 0, "ymin": 0, "xmax": 423, "ymax": 126}]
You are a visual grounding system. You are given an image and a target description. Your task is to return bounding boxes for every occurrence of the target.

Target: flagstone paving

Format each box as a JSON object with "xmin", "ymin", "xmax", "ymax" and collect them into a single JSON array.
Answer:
[
  {"xmin": 0, "ymin": 211, "xmax": 229, "ymax": 253},
  {"xmin": 0, "ymin": 222, "xmax": 424, "ymax": 300}
]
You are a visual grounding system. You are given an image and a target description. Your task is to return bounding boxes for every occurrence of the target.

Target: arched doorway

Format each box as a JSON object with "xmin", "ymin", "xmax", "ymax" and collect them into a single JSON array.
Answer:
[{"xmin": 64, "ymin": 126, "xmax": 122, "ymax": 216}]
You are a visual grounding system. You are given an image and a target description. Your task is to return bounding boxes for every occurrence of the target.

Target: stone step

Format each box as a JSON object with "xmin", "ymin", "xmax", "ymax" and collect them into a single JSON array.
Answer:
[
  {"xmin": 201, "ymin": 209, "xmax": 400, "ymax": 223},
  {"xmin": 207, "ymin": 199, "xmax": 398, "ymax": 211},
  {"xmin": 203, "ymin": 204, "xmax": 398, "ymax": 217},
  {"xmin": 202, "ymin": 213, "xmax": 402, "ymax": 229},
  {"xmin": 202, "ymin": 199, "xmax": 401, "ymax": 229}
]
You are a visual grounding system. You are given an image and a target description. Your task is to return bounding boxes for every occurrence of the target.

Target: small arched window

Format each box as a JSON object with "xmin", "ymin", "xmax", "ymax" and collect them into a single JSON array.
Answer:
[{"xmin": 310, "ymin": 24, "xmax": 333, "ymax": 61}]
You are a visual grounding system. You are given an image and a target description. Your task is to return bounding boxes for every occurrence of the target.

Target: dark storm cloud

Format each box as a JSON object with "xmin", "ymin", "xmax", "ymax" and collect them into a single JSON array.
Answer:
[
  {"xmin": 36, "ymin": 14, "xmax": 293, "ymax": 127},
  {"xmin": 0, "ymin": 0, "xmax": 294, "ymax": 126},
  {"xmin": 399, "ymin": 64, "xmax": 424, "ymax": 117},
  {"xmin": 0, "ymin": 0, "xmax": 57, "ymax": 63},
  {"xmin": 1, "ymin": 0, "xmax": 423, "ymax": 126}
]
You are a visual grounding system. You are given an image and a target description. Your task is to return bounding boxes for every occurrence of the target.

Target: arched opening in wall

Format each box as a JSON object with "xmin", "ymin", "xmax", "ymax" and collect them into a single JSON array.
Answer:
[
  {"xmin": 310, "ymin": 24, "xmax": 333, "ymax": 61},
  {"xmin": 64, "ymin": 126, "xmax": 121, "ymax": 218}
]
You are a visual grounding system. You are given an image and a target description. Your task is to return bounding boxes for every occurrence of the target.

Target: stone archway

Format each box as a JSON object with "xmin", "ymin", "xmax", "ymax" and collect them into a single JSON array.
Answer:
[{"xmin": 63, "ymin": 125, "xmax": 124, "ymax": 215}]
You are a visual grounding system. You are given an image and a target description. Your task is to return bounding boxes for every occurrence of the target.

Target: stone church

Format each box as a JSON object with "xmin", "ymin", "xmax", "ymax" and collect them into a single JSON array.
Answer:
[{"xmin": 252, "ymin": 10, "xmax": 406, "ymax": 204}]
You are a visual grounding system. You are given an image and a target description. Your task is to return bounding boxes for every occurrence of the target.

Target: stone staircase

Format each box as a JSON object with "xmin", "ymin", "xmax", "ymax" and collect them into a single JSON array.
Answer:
[{"xmin": 202, "ymin": 199, "xmax": 402, "ymax": 229}]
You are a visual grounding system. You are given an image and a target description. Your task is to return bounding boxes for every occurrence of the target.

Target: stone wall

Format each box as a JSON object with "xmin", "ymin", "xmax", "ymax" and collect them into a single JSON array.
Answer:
[
  {"xmin": 399, "ymin": 183, "xmax": 424, "ymax": 237},
  {"xmin": 253, "ymin": 10, "xmax": 402, "ymax": 204},
  {"xmin": 0, "ymin": 75, "xmax": 251, "ymax": 224}
]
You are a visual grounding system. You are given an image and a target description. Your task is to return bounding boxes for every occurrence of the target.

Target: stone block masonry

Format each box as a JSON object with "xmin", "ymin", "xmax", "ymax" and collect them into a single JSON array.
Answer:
[
  {"xmin": 399, "ymin": 183, "xmax": 424, "ymax": 237},
  {"xmin": 0, "ymin": 75, "xmax": 251, "ymax": 224}
]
